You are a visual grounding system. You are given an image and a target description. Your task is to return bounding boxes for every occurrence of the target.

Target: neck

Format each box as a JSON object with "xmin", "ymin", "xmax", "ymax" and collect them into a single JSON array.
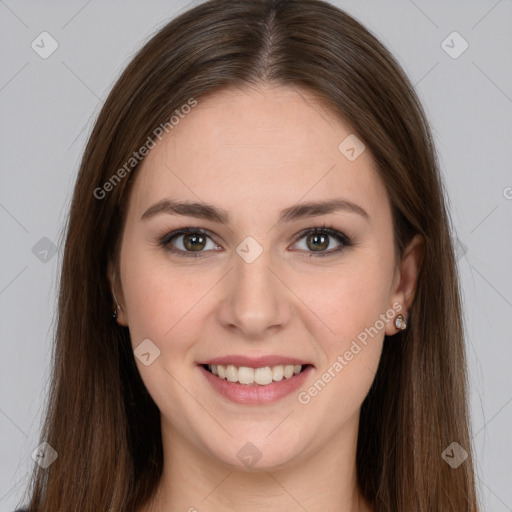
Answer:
[{"xmin": 140, "ymin": 412, "xmax": 372, "ymax": 512}]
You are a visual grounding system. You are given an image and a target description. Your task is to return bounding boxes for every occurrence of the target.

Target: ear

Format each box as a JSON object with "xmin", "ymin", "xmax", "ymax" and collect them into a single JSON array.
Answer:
[
  {"xmin": 107, "ymin": 260, "xmax": 128, "ymax": 326},
  {"xmin": 385, "ymin": 234, "xmax": 424, "ymax": 336}
]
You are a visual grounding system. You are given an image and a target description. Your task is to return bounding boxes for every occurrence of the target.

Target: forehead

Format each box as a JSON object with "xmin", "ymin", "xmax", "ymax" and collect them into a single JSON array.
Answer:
[{"xmin": 127, "ymin": 83, "xmax": 390, "ymax": 225}]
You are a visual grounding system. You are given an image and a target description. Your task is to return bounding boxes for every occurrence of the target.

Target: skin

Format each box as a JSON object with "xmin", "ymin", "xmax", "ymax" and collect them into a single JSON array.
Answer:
[{"xmin": 109, "ymin": 82, "xmax": 423, "ymax": 512}]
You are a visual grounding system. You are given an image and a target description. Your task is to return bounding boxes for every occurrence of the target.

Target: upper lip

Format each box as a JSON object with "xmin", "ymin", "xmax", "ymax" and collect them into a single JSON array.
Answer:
[{"xmin": 200, "ymin": 355, "xmax": 313, "ymax": 367}]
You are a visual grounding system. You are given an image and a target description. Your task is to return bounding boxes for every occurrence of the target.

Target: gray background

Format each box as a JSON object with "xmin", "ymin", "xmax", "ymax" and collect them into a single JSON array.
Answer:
[{"xmin": 1, "ymin": 0, "xmax": 511, "ymax": 510}]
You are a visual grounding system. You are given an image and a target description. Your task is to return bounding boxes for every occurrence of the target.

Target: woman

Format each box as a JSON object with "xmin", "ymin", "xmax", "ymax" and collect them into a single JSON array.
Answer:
[{"xmin": 17, "ymin": 0, "xmax": 480, "ymax": 510}]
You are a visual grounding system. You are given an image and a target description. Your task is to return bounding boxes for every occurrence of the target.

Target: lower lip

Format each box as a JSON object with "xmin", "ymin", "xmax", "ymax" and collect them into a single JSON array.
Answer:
[{"xmin": 199, "ymin": 365, "xmax": 314, "ymax": 404}]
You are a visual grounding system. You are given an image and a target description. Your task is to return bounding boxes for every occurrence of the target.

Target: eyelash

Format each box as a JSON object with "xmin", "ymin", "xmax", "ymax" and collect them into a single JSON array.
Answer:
[{"xmin": 157, "ymin": 223, "xmax": 353, "ymax": 258}]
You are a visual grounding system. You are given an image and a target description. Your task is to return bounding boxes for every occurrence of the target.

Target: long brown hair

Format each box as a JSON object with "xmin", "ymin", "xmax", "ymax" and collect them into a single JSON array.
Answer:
[{"xmin": 21, "ymin": 0, "xmax": 480, "ymax": 510}]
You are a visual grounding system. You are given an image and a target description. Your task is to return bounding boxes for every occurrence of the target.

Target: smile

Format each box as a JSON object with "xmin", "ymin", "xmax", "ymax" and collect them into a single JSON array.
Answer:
[
  {"xmin": 199, "ymin": 362, "xmax": 314, "ymax": 404},
  {"xmin": 204, "ymin": 363, "xmax": 306, "ymax": 386}
]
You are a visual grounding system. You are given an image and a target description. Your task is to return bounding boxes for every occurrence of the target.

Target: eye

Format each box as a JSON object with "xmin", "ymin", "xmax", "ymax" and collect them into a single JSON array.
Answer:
[
  {"xmin": 290, "ymin": 225, "xmax": 353, "ymax": 257},
  {"xmin": 160, "ymin": 228, "xmax": 221, "ymax": 257},
  {"xmin": 158, "ymin": 224, "xmax": 353, "ymax": 258}
]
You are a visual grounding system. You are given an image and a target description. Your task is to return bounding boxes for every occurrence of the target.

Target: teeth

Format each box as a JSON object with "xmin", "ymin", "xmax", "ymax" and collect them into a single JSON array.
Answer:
[
  {"xmin": 238, "ymin": 366, "xmax": 255, "ymax": 385},
  {"xmin": 272, "ymin": 365, "xmax": 283, "ymax": 381},
  {"xmin": 283, "ymin": 365, "xmax": 294, "ymax": 379},
  {"xmin": 207, "ymin": 363, "xmax": 304, "ymax": 385},
  {"xmin": 254, "ymin": 367, "xmax": 273, "ymax": 385},
  {"xmin": 225, "ymin": 364, "xmax": 238, "ymax": 383}
]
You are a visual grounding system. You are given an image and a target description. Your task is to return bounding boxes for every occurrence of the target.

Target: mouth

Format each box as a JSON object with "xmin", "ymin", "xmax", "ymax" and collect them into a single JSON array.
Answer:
[
  {"xmin": 198, "ymin": 355, "xmax": 315, "ymax": 404},
  {"xmin": 201, "ymin": 363, "xmax": 312, "ymax": 386}
]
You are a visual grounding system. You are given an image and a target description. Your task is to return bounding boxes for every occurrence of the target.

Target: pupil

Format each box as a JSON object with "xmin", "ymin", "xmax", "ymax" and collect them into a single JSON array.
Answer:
[
  {"xmin": 308, "ymin": 233, "xmax": 328, "ymax": 251},
  {"xmin": 185, "ymin": 233, "xmax": 206, "ymax": 251}
]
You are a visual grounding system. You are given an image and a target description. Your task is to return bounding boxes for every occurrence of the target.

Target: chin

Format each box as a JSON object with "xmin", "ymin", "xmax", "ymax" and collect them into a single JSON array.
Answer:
[{"xmin": 203, "ymin": 429, "xmax": 307, "ymax": 472}]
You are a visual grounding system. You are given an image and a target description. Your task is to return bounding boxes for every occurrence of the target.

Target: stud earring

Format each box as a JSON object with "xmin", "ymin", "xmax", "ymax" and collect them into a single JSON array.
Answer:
[
  {"xmin": 112, "ymin": 303, "xmax": 122, "ymax": 319},
  {"xmin": 394, "ymin": 314, "xmax": 407, "ymax": 330},
  {"xmin": 112, "ymin": 269, "xmax": 123, "ymax": 319}
]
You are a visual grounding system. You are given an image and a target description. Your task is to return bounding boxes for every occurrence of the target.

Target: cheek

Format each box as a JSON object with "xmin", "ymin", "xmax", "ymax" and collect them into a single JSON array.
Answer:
[
  {"xmin": 294, "ymin": 267, "xmax": 388, "ymax": 429},
  {"xmin": 119, "ymin": 246, "xmax": 212, "ymax": 420},
  {"xmin": 120, "ymin": 241, "xmax": 227, "ymax": 377},
  {"xmin": 120, "ymin": 243, "xmax": 195, "ymax": 345},
  {"xmin": 295, "ymin": 249, "xmax": 393, "ymax": 401},
  {"xmin": 300, "ymin": 258, "xmax": 392, "ymax": 347}
]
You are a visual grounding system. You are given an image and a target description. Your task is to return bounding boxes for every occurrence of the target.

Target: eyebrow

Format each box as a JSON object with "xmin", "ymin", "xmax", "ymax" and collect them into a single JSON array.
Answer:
[{"xmin": 140, "ymin": 197, "xmax": 370, "ymax": 224}]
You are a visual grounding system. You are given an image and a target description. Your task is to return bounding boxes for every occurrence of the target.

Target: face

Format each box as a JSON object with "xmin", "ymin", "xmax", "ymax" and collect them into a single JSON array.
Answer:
[{"xmin": 111, "ymin": 83, "xmax": 420, "ymax": 470}]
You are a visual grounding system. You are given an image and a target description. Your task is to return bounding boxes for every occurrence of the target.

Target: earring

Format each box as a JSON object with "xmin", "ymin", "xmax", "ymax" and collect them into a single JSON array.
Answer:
[
  {"xmin": 112, "ymin": 269, "xmax": 123, "ymax": 319},
  {"xmin": 395, "ymin": 314, "xmax": 407, "ymax": 330}
]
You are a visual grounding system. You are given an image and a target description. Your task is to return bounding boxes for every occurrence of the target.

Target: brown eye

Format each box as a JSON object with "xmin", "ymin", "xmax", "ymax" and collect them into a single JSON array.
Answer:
[
  {"xmin": 160, "ymin": 228, "xmax": 221, "ymax": 256},
  {"xmin": 182, "ymin": 232, "xmax": 207, "ymax": 251},
  {"xmin": 291, "ymin": 226, "xmax": 352, "ymax": 257},
  {"xmin": 160, "ymin": 226, "xmax": 352, "ymax": 258},
  {"xmin": 306, "ymin": 232, "xmax": 330, "ymax": 251}
]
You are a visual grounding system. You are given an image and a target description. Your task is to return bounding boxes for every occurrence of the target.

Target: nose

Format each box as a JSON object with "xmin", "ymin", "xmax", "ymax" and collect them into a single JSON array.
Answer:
[{"xmin": 216, "ymin": 242, "xmax": 292, "ymax": 340}]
